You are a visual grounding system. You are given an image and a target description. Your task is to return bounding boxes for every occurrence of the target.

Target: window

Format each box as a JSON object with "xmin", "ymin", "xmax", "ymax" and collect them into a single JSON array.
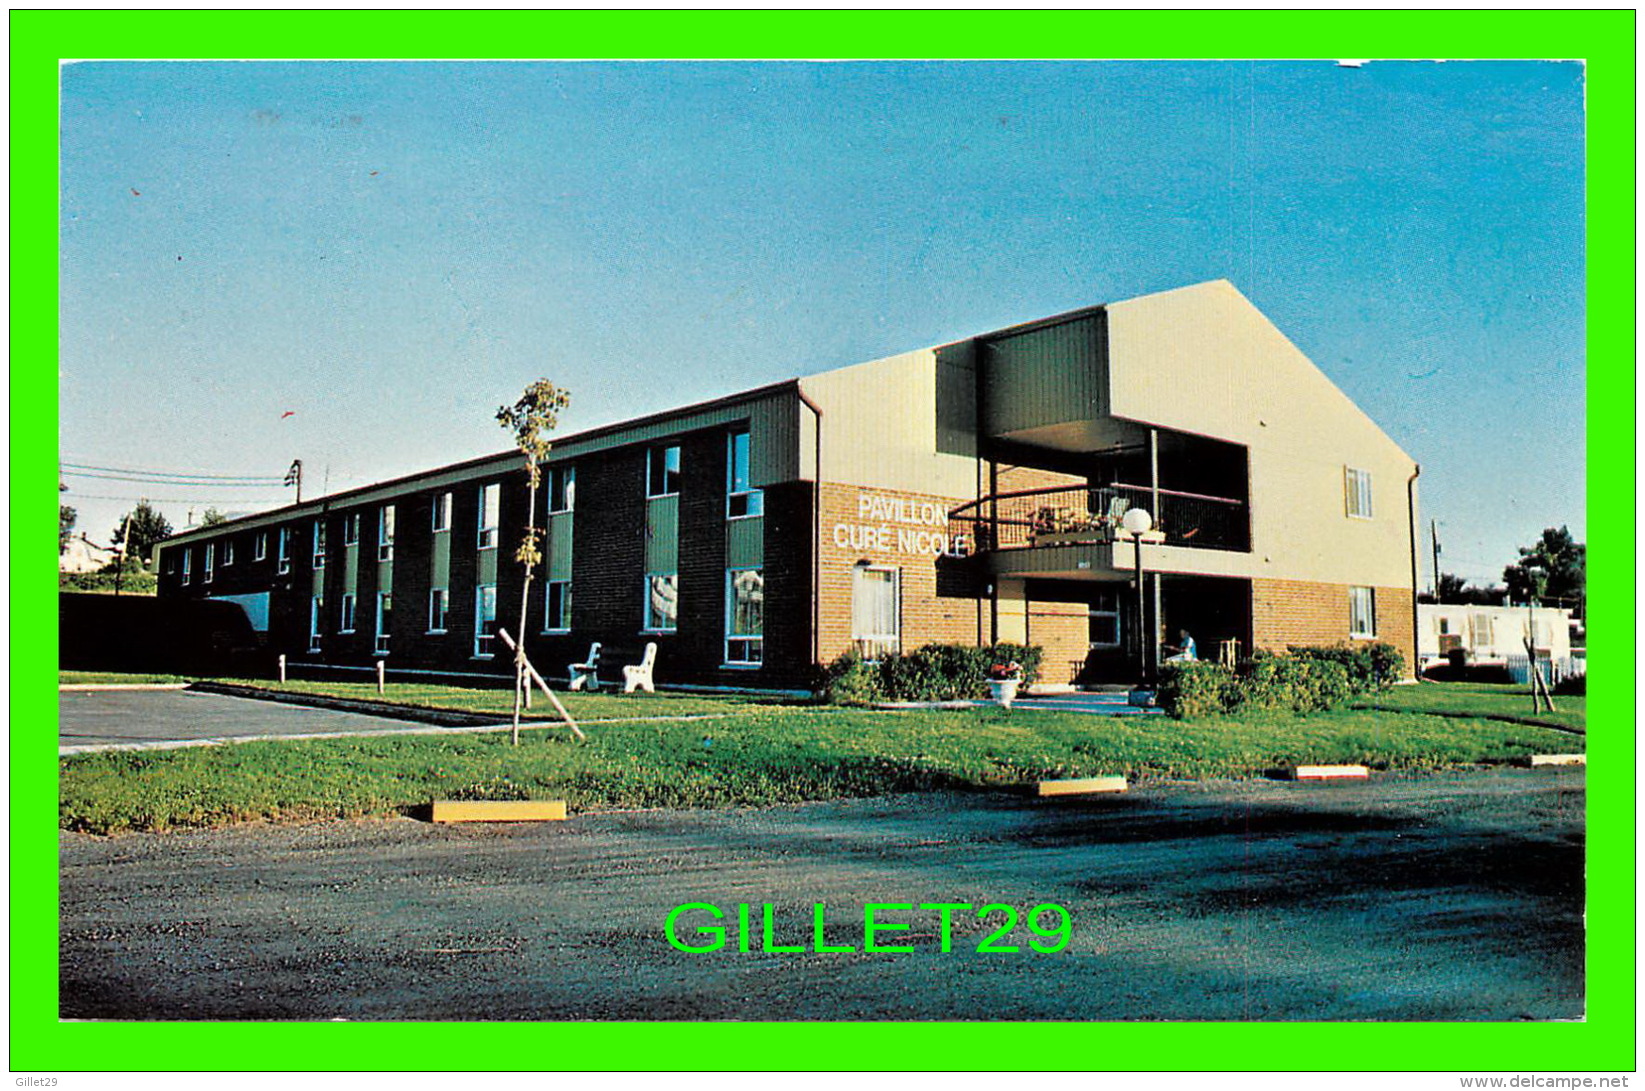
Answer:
[
  {"xmin": 1345, "ymin": 467, "xmax": 1374, "ymax": 519},
  {"xmin": 378, "ymin": 505, "xmax": 396, "ymax": 561},
  {"xmin": 255, "ymin": 532, "xmax": 268, "ymax": 561},
  {"xmin": 644, "ymin": 573, "xmax": 678, "ymax": 632},
  {"xmin": 222, "ymin": 538, "xmax": 235, "ymax": 566},
  {"xmin": 1089, "ymin": 586, "xmax": 1122, "ymax": 648},
  {"xmin": 547, "ymin": 466, "xmax": 575, "ymax": 514},
  {"xmin": 1473, "ymin": 614, "xmax": 1493, "ymax": 648},
  {"xmin": 432, "ymin": 491, "xmax": 452, "ymax": 533},
  {"xmin": 277, "ymin": 528, "xmax": 291, "ymax": 574},
  {"xmin": 478, "ymin": 483, "xmax": 500, "ymax": 549},
  {"xmin": 340, "ymin": 593, "xmax": 356, "ymax": 634},
  {"xmin": 313, "ymin": 521, "xmax": 327, "ymax": 568},
  {"xmin": 475, "ymin": 584, "xmax": 497, "ymax": 656},
  {"xmin": 375, "ymin": 592, "xmax": 393, "ymax": 653},
  {"xmin": 343, "ymin": 513, "xmax": 360, "ymax": 546},
  {"xmin": 428, "ymin": 588, "xmax": 449, "ymax": 634},
  {"xmin": 647, "ymin": 445, "xmax": 681, "ymax": 498},
  {"xmin": 1349, "ymin": 586, "xmax": 1376, "ymax": 638},
  {"xmin": 181, "ymin": 548, "xmax": 192, "ymax": 585},
  {"xmin": 309, "ymin": 594, "xmax": 323, "ymax": 653},
  {"xmin": 727, "ymin": 430, "xmax": 764, "ymax": 519},
  {"xmin": 725, "ymin": 568, "xmax": 764, "ymax": 665},
  {"xmin": 204, "ymin": 543, "xmax": 215, "ymax": 583},
  {"xmin": 544, "ymin": 580, "xmax": 572, "ymax": 632},
  {"xmin": 851, "ymin": 565, "xmax": 900, "ymax": 659}
]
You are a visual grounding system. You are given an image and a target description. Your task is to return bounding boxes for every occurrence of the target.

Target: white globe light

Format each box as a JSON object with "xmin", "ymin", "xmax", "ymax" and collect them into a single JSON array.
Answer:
[{"xmin": 1121, "ymin": 507, "xmax": 1154, "ymax": 536}]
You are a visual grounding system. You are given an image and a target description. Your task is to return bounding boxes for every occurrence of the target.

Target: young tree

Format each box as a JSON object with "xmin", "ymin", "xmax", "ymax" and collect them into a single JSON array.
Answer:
[
  {"xmin": 497, "ymin": 380, "xmax": 573, "ymax": 744},
  {"xmin": 200, "ymin": 507, "xmax": 230, "ymax": 527},
  {"xmin": 60, "ymin": 505, "xmax": 78, "ymax": 554},
  {"xmin": 111, "ymin": 500, "xmax": 173, "ymax": 565}
]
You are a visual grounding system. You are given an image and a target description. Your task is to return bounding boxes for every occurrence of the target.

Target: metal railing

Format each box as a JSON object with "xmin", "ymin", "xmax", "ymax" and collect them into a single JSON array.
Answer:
[{"xmin": 948, "ymin": 482, "xmax": 1248, "ymax": 554}]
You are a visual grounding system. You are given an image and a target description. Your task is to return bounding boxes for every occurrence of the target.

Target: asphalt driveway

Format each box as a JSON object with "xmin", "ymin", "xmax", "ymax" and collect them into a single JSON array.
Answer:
[
  {"xmin": 58, "ymin": 688, "xmax": 448, "ymax": 753},
  {"xmin": 59, "ymin": 768, "xmax": 1585, "ymax": 1021}
]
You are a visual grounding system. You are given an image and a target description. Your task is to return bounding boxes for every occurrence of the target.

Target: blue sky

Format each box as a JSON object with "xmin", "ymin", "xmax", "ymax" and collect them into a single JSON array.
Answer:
[{"xmin": 59, "ymin": 60, "xmax": 1585, "ymax": 585}]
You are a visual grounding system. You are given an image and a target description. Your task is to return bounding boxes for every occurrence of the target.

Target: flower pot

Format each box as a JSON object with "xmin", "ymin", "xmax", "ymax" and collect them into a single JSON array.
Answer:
[{"xmin": 989, "ymin": 678, "xmax": 1021, "ymax": 709}]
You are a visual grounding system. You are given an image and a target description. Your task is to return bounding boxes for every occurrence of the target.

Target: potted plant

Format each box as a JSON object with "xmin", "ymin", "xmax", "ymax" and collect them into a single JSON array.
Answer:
[{"xmin": 988, "ymin": 660, "xmax": 1024, "ymax": 708}]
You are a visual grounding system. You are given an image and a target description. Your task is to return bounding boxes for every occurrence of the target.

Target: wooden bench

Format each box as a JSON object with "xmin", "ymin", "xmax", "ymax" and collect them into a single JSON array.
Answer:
[{"xmin": 567, "ymin": 642, "xmax": 602, "ymax": 692}]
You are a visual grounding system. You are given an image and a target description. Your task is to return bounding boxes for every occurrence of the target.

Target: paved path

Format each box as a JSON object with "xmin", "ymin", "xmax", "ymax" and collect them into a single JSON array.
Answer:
[
  {"xmin": 1014, "ymin": 691, "xmax": 1164, "ymax": 715},
  {"xmin": 60, "ymin": 769, "xmax": 1584, "ymax": 1022},
  {"xmin": 58, "ymin": 688, "xmax": 456, "ymax": 752}
]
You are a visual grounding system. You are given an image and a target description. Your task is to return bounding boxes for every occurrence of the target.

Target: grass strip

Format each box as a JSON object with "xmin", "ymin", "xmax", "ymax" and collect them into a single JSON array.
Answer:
[{"xmin": 60, "ymin": 705, "xmax": 1583, "ymax": 835}]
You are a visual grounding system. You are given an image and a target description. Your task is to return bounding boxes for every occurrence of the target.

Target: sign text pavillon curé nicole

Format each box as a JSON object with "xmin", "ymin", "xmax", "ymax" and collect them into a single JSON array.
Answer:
[{"xmin": 832, "ymin": 491, "xmax": 971, "ymax": 558}]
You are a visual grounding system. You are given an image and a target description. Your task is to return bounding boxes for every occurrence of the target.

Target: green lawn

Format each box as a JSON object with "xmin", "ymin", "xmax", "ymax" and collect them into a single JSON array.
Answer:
[
  {"xmin": 60, "ymin": 702, "xmax": 1583, "ymax": 834},
  {"xmin": 207, "ymin": 677, "xmax": 788, "ymax": 721},
  {"xmin": 1350, "ymin": 681, "xmax": 1586, "ymax": 733},
  {"xmin": 60, "ymin": 671, "xmax": 191, "ymax": 686}
]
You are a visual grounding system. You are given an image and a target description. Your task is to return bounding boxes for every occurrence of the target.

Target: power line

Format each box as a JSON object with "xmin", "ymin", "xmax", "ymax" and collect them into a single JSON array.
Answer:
[
  {"xmin": 61, "ymin": 462, "xmax": 287, "ymax": 484},
  {"xmin": 62, "ymin": 469, "xmax": 290, "ymax": 488},
  {"xmin": 62, "ymin": 492, "xmax": 289, "ymax": 505}
]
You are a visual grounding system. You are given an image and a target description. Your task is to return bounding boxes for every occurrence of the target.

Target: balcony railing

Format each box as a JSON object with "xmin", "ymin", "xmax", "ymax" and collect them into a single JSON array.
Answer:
[{"xmin": 948, "ymin": 482, "xmax": 1248, "ymax": 555}]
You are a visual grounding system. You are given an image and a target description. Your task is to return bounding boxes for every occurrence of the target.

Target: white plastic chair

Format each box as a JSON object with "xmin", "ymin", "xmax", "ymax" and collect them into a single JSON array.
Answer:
[
  {"xmin": 622, "ymin": 642, "xmax": 658, "ymax": 693},
  {"xmin": 568, "ymin": 642, "xmax": 602, "ymax": 691}
]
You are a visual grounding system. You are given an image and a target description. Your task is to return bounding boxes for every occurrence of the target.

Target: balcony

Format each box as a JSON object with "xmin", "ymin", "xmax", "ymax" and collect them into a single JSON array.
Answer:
[{"xmin": 949, "ymin": 482, "xmax": 1248, "ymax": 556}]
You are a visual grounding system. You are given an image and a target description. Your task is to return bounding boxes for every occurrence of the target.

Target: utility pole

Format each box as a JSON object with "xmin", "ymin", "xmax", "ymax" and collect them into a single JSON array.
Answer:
[
  {"xmin": 1430, "ymin": 520, "xmax": 1442, "ymax": 599},
  {"xmin": 113, "ymin": 510, "xmax": 132, "ymax": 597},
  {"xmin": 285, "ymin": 459, "xmax": 304, "ymax": 503}
]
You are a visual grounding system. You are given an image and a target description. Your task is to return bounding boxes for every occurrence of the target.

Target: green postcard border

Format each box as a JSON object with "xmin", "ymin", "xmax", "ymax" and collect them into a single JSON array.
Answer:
[{"xmin": 13, "ymin": 9, "xmax": 1634, "ymax": 1074}]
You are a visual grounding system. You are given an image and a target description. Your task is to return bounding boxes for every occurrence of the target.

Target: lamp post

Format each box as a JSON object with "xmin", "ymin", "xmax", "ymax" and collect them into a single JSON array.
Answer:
[{"xmin": 1121, "ymin": 507, "xmax": 1154, "ymax": 685}]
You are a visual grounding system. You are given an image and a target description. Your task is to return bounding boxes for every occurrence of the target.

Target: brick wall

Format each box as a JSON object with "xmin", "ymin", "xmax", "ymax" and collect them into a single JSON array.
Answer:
[
  {"xmin": 815, "ymin": 482, "xmax": 985, "ymax": 664},
  {"xmin": 1252, "ymin": 577, "xmax": 1417, "ymax": 679}
]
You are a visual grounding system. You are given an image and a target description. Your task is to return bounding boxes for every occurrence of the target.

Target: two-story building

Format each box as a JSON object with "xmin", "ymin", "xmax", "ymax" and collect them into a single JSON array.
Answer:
[{"xmin": 155, "ymin": 280, "xmax": 1420, "ymax": 689}]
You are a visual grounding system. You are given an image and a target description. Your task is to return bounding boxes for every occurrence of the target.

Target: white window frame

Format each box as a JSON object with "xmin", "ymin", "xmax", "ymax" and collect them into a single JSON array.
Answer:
[
  {"xmin": 313, "ymin": 521, "xmax": 327, "ymax": 568},
  {"xmin": 181, "ymin": 548, "xmax": 192, "ymax": 585},
  {"xmin": 543, "ymin": 579, "xmax": 572, "ymax": 633},
  {"xmin": 726, "ymin": 430, "xmax": 764, "ymax": 519},
  {"xmin": 474, "ymin": 584, "xmax": 497, "ymax": 657},
  {"xmin": 1089, "ymin": 586, "xmax": 1122, "ymax": 649},
  {"xmin": 1345, "ymin": 467, "xmax": 1374, "ymax": 520},
  {"xmin": 222, "ymin": 538, "xmax": 235, "ymax": 567},
  {"xmin": 647, "ymin": 445, "xmax": 681, "ymax": 499},
  {"xmin": 375, "ymin": 591, "xmax": 392, "ymax": 654},
  {"xmin": 478, "ymin": 483, "xmax": 500, "ymax": 550},
  {"xmin": 340, "ymin": 592, "xmax": 356, "ymax": 635},
  {"xmin": 309, "ymin": 594, "xmax": 324, "ymax": 653},
  {"xmin": 428, "ymin": 588, "xmax": 449, "ymax": 634},
  {"xmin": 254, "ymin": 532, "xmax": 268, "ymax": 561},
  {"xmin": 724, "ymin": 567, "xmax": 764, "ymax": 666},
  {"xmin": 203, "ymin": 542, "xmax": 215, "ymax": 583},
  {"xmin": 277, "ymin": 527, "xmax": 291, "ymax": 574},
  {"xmin": 343, "ymin": 513, "xmax": 360, "ymax": 547},
  {"xmin": 1349, "ymin": 586, "xmax": 1376, "ymax": 639},
  {"xmin": 643, "ymin": 572, "xmax": 679, "ymax": 633},
  {"xmin": 378, "ymin": 505, "xmax": 395, "ymax": 562},
  {"xmin": 851, "ymin": 564, "xmax": 901, "ymax": 659},
  {"xmin": 547, "ymin": 465, "xmax": 575, "ymax": 515},
  {"xmin": 432, "ymin": 491, "xmax": 452, "ymax": 533}
]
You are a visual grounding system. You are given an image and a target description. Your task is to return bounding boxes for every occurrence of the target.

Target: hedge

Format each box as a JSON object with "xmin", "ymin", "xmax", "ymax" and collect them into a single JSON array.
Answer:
[{"xmin": 821, "ymin": 642, "xmax": 1043, "ymax": 704}]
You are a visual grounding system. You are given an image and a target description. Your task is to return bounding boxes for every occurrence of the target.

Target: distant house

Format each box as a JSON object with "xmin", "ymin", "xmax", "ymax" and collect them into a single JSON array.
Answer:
[
  {"xmin": 59, "ymin": 535, "xmax": 117, "ymax": 574},
  {"xmin": 1417, "ymin": 603, "xmax": 1581, "ymax": 682}
]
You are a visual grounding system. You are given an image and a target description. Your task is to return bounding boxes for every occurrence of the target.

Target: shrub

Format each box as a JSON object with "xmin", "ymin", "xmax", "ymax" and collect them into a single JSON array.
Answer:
[
  {"xmin": 1289, "ymin": 642, "xmax": 1405, "ymax": 692},
  {"xmin": 1235, "ymin": 655, "xmax": 1353, "ymax": 713},
  {"xmin": 820, "ymin": 643, "xmax": 1045, "ymax": 704},
  {"xmin": 1157, "ymin": 661, "xmax": 1238, "ymax": 719},
  {"xmin": 821, "ymin": 650, "xmax": 882, "ymax": 706},
  {"xmin": 1366, "ymin": 642, "xmax": 1405, "ymax": 688}
]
